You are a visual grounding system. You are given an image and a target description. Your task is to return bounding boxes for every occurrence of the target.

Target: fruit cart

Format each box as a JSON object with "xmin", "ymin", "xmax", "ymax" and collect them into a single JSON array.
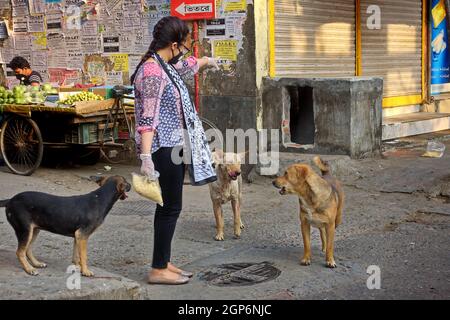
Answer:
[{"xmin": 0, "ymin": 87, "xmax": 135, "ymax": 176}]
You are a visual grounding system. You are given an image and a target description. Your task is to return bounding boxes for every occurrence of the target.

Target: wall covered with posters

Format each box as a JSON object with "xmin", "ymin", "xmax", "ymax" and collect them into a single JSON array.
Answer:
[
  {"xmin": 0, "ymin": 0, "xmax": 154, "ymax": 87},
  {"xmin": 0, "ymin": 0, "xmax": 252, "ymax": 89}
]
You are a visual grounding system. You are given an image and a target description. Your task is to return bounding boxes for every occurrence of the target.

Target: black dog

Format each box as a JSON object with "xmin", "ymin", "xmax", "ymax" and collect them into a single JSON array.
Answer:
[{"xmin": 0, "ymin": 176, "xmax": 130, "ymax": 277}]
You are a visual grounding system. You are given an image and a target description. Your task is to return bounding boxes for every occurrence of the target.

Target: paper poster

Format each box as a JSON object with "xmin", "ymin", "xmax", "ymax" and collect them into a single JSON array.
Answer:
[
  {"xmin": 0, "ymin": 1, "xmax": 11, "ymax": 9},
  {"xmin": 140, "ymin": 11, "xmax": 150, "ymax": 29},
  {"xmin": 65, "ymin": 3, "xmax": 82, "ymax": 31},
  {"xmin": 46, "ymin": 32, "xmax": 65, "ymax": 50},
  {"xmin": 67, "ymin": 51, "xmax": 84, "ymax": 70},
  {"xmin": 31, "ymin": 51, "xmax": 48, "ymax": 68},
  {"xmin": 123, "ymin": 4, "xmax": 141, "ymax": 31},
  {"xmin": 27, "ymin": 15, "xmax": 45, "ymax": 32},
  {"xmin": 225, "ymin": 13, "xmax": 246, "ymax": 40},
  {"xmin": 213, "ymin": 39, "xmax": 238, "ymax": 61},
  {"xmin": 128, "ymin": 55, "xmax": 142, "ymax": 74},
  {"xmin": 45, "ymin": 0, "xmax": 63, "ymax": 13},
  {"xmin": 31, "ymin": 32, "xmax": 47, "ymax": 50},
  {"xmin": 65, "ymin": 0, "xmax": 84, "ymax": 6},
  {"xmin": 224, "ymin": 0, "xmax": 247, "ymax": 12},
  {"xmin": 132, "ymin": 31, "xmax": 150, "ymax": 54},
  {"xmin": 148, "ymin": 1, "xmax": 171, "ymax": 34},
  {"xmin": 1, "ymin": 48, "xmax": 14, "ymax": 66},
  {"xmin": 0, "ymin": 20, "xmax": 9, "ymax": 39},
  {"xmin": 106, "ymin": 70, "xmax": 123, "ymax": 85},
  {"xmin": 65, "ymin": 31, "xmax": 81, "ymax": 49},
  {"xmin": 12, "ymin": 0, "xmax": 29, "ymax": 17},
  {"xmin": 205, "ymin": 19, "xmax": 226, "ymax": 39},
  {"xmin": 47, "ymin": 49, "xmax": 67, "ymax": 67},
  {"xmin": 103, "ymin": 35, "xmax": 120, "ymax": 53},
  {"xmin": 49, "ymin": 68, "xmax": 81, "ymax": 86},
  {"xmin": 29, "ymin": 0, "xmax": 46, "ymax": 14},
  {"xmin": 105, "ymin": 0, "xmax": 122, "ymax": 15},
  {"xmin": 431, "ymin": 0, "xmax": 450, "ymax": 94},
  {"xmin": 66, "ymin": 32, "xmax": 83, "ymax": 69},
  {"xmin": 108, "ymin": 53, "xmax": 129, "ymax": 72},
  {"xmin": 46, "ymin": 13, "xmax": 63, "ymax": 32},
  {"xmin": 13, "ymin": 34, "xmax": 31, "ymax": 50},
  {"xmin": 80, "ymin": 0, "xmax": 100, "ymax": 22},
  {"xmin": 12, "ymin": 17, "xmax": 28, "ymax": 33},
  {"xmin": 63, "ymin": 70, "xmax": 82, "ymax": 86},
  {"xmin": 81, "ymin": 35, "xmax": 100, "ymax": 54},
  {"xmin": 81, "ymin": 20, "xmax": 98, "ymax": 36},
  {"xmin": 83, "ymin": 54, "xmax": 113, "ymax": 85}
]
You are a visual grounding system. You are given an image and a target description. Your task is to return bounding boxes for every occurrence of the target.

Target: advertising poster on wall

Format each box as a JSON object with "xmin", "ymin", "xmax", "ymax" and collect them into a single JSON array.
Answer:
[{"xmin": 430, "ymin": 0, "xmax": 450, "ymax": 95}]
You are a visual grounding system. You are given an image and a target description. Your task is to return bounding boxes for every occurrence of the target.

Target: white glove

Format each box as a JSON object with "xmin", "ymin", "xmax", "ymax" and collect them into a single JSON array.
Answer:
[
  {"xmin": 140, "ymin": 154, "xmax": 159, "ymax": 180},
  {"xmin": 205, "ymin": 57, "xmax": 220, "ymax": 70}
]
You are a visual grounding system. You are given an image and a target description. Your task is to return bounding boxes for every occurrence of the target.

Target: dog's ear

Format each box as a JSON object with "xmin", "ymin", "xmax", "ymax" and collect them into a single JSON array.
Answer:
[
  {"xmin": 114, "ymin": 177, "xmax": 129, "ymax": 200},
  {"xmin": 293, "ymin": 165, "xmax": 307, "ymax": 180},
  {"xmin": 305, "ymin": 170, "xmax": 332, "ymax": 203},
  {"xmin": 212, "ymin": 149, "xmax": 223, "ymax": 165},
  {"xmin": 90, "ymin": 175, "xmax": 107, "ymax": 186}
]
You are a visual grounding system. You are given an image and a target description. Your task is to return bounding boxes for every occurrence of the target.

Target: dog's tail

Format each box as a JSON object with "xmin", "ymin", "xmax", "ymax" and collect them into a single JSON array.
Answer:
[
  {"xmin": 0, "ymin": 199, "xmax": 10, "ymax": 208},
  {"xmin": 313, "ymin": 156, "xmax": 330, "ymax": 175}
]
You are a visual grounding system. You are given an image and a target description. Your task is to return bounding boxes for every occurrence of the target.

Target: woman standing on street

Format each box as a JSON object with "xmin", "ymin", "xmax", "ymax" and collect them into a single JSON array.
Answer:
[{"xmin": 131, "ymin": 16, "xmax": 218, "ymax": 285}]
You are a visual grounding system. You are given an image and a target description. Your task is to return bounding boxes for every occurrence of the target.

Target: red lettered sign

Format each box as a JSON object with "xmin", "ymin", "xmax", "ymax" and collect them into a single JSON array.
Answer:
[{"xmin": 171, "ymin": 0, "xmax": 216, "ymax": 20}]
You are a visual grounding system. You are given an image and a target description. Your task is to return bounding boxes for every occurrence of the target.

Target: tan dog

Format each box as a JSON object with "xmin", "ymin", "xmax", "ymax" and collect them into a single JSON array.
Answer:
[
  {"xmin": 272, "ymin": 156, "xmax": 344, "ymax": 268},
  {"xmin": 209, "ymin": 150, "xmax": 245, "ymax": 241}
]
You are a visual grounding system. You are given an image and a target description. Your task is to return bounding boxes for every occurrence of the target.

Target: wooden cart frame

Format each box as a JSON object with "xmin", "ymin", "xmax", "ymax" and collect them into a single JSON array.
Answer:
[{"xmin": 0, "ymin": 95, "xmax": 135, "ymax": 176}]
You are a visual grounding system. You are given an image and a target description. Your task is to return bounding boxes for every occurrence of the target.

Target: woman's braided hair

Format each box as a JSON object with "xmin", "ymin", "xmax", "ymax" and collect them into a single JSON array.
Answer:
[{"xmin": 130, "ymin": 16, "xmax": 190, "ymax": 84}]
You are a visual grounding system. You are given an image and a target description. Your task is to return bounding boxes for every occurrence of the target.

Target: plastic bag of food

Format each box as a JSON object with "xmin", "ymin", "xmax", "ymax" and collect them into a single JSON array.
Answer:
[
  {"xmin": 131, "ymin": 172, "xmax": 163, "ymax": 206},
  {"xmin": 422, "ymin": 141, "xmax": 446, "ymax": 158}
]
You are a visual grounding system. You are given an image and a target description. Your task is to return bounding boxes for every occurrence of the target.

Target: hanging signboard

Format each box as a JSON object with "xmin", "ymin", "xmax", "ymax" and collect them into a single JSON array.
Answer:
[
  {"xmin": 430, "ymin": 0, "xmax": 450, "ymax": 95},
  {"xmin": 171, "ymin": 0, "xmax": 216, "ymax": 20}
]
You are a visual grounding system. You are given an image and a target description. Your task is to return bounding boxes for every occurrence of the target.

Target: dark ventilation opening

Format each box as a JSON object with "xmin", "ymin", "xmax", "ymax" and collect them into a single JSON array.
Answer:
[{"xmin": 288, "ymin": 86, "xmax": 315, "ymax": 145}]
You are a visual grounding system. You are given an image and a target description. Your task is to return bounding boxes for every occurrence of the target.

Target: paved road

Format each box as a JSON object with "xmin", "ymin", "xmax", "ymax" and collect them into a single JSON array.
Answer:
[{"xmin": 0, "ymin": 132, "xmax": 449, "ymax": 299}]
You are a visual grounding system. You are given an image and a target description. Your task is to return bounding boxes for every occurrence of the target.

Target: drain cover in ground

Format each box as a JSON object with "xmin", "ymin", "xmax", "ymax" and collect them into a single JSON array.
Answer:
[{"xmin": 199, "ymin": 262, "xmax": 281, "ymax": 287}]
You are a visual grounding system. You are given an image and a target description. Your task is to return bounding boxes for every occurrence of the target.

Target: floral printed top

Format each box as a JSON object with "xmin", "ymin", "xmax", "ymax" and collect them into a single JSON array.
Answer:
[{"xmin": 134, "ymin": 56, "xmax": 199, "ymax": 154}]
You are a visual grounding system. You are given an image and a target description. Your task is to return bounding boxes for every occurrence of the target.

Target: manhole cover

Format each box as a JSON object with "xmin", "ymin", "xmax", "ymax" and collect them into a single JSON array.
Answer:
[
  {"xmin": 111, "ymin": 200, "xmax": 156, "ymax": 215},
  {"xmin": 199, "ymin": 262, "xmax": 281, "ymax": 287}
]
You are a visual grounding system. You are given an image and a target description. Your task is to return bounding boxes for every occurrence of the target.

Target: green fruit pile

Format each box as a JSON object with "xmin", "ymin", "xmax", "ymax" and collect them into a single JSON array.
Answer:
[
  {"xmin": 0, "ymin": 86, "xmax": 16, "ymax": 105},
  {"xmin": 60, "ymin": 92, "xmax": 104, "ymax": 105},
  {"xmin": 0, "ymin": 83, "xmax": 58, "ymax": 105}
]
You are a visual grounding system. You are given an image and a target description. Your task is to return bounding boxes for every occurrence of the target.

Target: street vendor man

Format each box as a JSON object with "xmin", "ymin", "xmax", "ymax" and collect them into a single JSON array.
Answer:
[{"xmin": 7, "ymin": 56, "xmax": 43, "ymax": 86}]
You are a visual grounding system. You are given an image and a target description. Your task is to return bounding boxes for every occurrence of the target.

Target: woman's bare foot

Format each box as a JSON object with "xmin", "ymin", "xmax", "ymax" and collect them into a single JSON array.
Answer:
[
  {"xmin": 148, "ymin": 267, "xmax": 189, "ymax": 285},
  {"xmin": 168, "ymin": 262, "xmax": 194, "ymax": 278}
]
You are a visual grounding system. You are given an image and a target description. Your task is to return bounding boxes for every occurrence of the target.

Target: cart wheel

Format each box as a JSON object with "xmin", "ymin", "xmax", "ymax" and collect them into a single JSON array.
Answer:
[{"xmin": 0, "ymin": 117, "xmax": 43, "ymax": 176}]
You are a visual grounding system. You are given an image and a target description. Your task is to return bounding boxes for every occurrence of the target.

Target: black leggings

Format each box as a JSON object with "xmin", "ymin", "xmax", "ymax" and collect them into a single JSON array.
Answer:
[{"xmin": 151, "ymin": 147, "xmax": 185, "ymax": 269}]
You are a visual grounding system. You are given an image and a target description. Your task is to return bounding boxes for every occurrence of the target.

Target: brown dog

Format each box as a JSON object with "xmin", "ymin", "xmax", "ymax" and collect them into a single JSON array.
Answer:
[
  {"xmin": 209, "ymin": 150, "xmax": 245, "ymax": 241},
  {"xmin": 0, "ymin": 176, "xmax": 130, "ymax": 276},
  {"xmin": 272, "ymin": 157, "xmax": 344, "ymax": 268}
]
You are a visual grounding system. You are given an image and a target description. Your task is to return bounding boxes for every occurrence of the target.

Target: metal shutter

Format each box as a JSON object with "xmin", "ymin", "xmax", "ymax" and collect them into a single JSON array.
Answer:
[
  {"xmin": 361, "ymin": 0, "xmax": 422, "ymax": 97},
  {"xmin": 274, "ymin": 0, "xmax": 356, "ymax": 77}
]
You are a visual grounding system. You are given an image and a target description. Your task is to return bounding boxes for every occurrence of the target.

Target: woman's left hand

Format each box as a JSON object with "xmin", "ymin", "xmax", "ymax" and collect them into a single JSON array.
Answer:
[
  {"xmin": 206, "ymin": 57, "xmax": 220, "ymax": 70},
  {"xmin": 199, "ymin": 56, "xmax": 220, "ymax": 70}
]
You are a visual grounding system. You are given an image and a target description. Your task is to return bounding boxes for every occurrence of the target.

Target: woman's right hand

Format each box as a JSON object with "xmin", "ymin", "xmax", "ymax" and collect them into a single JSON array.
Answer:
[{"xmin": 140, "ymin": 154, "xmax": 159, "ymax": 179}]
